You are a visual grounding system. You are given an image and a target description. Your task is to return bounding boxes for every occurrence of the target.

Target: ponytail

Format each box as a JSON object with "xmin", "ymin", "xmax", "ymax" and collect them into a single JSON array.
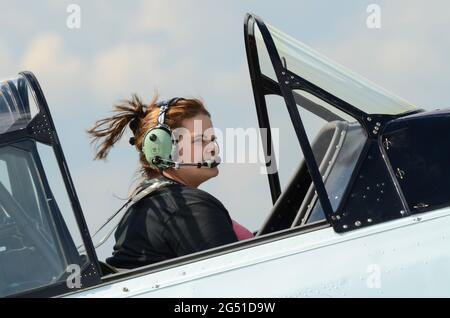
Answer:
[{"xmin": 86, "ymin": 94, "xmax": 149, "ymax": 160}]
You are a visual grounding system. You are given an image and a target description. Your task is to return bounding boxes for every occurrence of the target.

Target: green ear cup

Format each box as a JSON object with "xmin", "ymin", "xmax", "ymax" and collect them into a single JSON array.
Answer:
[{"xmin": 142, "ymin": 127, "xmax": 174, "ymax": 169}]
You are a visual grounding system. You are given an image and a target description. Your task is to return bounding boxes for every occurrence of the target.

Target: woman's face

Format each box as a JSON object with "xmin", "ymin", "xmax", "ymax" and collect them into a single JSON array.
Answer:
[{"xmin": 165, "ymin": 113, "xmax": 219, "ymax": 187}]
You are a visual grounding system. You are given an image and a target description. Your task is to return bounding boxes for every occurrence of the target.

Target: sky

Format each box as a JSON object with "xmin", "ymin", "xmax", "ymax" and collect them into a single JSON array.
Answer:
[{"xmin": 1, "ymin": 0, "xmax": 450, "ymax": 259}]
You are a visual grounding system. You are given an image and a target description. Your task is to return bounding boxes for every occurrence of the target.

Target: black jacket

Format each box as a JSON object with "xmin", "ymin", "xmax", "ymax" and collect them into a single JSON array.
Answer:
[{"xmin": 106, "ymin": 180, "xmax": 238, "ymax": 269}]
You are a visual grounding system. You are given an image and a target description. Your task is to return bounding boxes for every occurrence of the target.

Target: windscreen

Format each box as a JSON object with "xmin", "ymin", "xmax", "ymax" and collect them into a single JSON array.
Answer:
[{"xmin": 255, "ymin": 22, "xmax": 419, "ymax": 116}]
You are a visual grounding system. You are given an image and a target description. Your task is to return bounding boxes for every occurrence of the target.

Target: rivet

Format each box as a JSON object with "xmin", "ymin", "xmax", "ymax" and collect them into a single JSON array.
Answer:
[
  {"xmin": 355, "ymin": 221, "xmax": 362, "ymax": 227},
  {"xmin": 367, "ymin": 117, "xmax": 372, "ymax": 122}
]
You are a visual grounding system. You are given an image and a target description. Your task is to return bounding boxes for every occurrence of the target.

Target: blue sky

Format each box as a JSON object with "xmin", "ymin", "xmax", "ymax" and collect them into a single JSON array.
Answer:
[{"xmin": 1, "ymin": 1, "xmax": 450, "ymax": 248}]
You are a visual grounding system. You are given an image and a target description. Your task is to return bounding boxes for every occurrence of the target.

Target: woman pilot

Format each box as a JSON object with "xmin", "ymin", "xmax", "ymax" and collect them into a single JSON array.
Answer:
[{"xmin": 87, "ymin": 95, "xmax": 253, "ymax": 269}]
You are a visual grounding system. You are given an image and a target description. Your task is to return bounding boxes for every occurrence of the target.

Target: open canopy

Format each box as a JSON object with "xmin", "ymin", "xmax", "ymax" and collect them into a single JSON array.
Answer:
[
  {"xmin": 244, "ymin": 13, "xmax": 423, "ymax": 231},
  {"xmin": 253, "ymin": 20, "xmax": 420, "ymax": 119}
]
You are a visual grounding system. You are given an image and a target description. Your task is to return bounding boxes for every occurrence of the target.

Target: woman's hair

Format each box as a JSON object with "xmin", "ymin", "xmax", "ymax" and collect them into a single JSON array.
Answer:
[{"xmin": 86, "ymin": 94, "xmax": 211, "ymax": 183}]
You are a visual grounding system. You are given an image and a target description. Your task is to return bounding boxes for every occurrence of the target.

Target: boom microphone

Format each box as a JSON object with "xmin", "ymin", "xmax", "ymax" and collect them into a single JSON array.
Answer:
[{"xmin": 152, "ymin": 156, "xmax": 221, "ymax": 169}]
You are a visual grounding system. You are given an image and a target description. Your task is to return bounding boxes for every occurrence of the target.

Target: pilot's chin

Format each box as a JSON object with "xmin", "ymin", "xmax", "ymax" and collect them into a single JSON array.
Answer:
[{"xmin": 210, "ymin": 166, "xmax": 219, "ymax": 177}]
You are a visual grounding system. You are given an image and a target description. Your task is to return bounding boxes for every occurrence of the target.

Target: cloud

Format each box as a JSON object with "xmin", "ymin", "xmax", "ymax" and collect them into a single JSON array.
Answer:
[
  {"xmin": 132, "ymin": 0, "xmax": 191, "ymax": 43},
  {"xmin": 19, "ymin": 32, "xmax": 88, "ymax": 112},
  {"xmin": 90, "ymin": 42, "xmax": 167, "ymax": 102},
  {"xmin": 88, "ymin": 42, "xmax": 252, "ymax": 120},
  {"xmin": 132, "ymin": 0, "xmax": 236, "ymax": 47},
  {"xmin": 6, "ymin": 0, "xmax": 250, "ymax": 113},
  {"xmin": 21, "ymin": 33, "xmax": 79, "ymax": 72}
]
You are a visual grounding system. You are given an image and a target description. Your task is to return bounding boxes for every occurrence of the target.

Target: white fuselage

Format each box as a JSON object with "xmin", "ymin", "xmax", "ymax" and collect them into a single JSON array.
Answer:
[{"xmin": 66, "ymin": 206, "xmax": 450, "ymax": 298}]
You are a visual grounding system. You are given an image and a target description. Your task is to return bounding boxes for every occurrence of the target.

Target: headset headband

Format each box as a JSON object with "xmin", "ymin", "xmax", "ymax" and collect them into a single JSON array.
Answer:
[
  {"xmin": 129, "ymin": 97, "xmax": 184, "ymax": 146},
  {"xmin": 156, "ymin": 97, "xmax": 184, "ymax": 127}
]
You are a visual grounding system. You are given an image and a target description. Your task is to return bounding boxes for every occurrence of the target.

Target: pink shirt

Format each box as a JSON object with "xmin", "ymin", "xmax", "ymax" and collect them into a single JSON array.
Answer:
[{"xmin": 232, "ymin": 220, "xmax": 254, "ymax": 241}]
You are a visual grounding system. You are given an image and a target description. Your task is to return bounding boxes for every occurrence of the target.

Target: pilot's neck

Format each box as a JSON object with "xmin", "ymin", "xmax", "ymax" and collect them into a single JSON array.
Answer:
[{"xmin": 162, "ymin": 171, "xmax": 197, "ymax": 188}]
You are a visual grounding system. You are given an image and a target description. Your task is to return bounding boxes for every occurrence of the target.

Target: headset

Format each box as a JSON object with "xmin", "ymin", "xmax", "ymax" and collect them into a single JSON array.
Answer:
[{"xmin": 137, "ymin": 97, "xmax": 221, "ymax": 170}]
